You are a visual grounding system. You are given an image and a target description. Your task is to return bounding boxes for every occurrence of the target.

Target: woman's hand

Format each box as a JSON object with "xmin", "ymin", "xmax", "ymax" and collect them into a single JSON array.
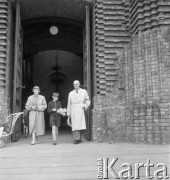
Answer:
[{"xmin": 31, "ymin": 105, "xmax": 36, "ymax": 110}]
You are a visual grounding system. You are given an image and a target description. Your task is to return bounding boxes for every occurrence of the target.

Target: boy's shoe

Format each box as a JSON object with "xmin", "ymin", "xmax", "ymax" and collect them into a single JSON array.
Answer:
[{"xmin": 53, "ymin": 140, "xmax": 57, "ymax": 145}]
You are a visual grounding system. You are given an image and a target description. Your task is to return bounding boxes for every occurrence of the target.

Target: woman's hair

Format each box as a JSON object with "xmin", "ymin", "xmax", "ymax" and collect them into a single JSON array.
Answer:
[
  {"xmin": 32, "ymin": 86, "xmax": 40, "ymax": 92},
  {"xmin": 52, "ymin": 92, "xmax": 59, "ymax": 97}
]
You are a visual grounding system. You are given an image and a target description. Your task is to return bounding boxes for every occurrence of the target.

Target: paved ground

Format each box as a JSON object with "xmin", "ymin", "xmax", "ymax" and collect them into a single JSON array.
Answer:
[{"xmin": 0, "ymin": 130, "xmax": 170, "ymax": 180}]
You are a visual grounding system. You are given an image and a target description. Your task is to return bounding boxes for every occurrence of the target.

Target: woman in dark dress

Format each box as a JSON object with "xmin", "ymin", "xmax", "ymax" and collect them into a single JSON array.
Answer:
[{"xmin": 47, "ymin": 92, "xmax": 61, "ymax": 145}]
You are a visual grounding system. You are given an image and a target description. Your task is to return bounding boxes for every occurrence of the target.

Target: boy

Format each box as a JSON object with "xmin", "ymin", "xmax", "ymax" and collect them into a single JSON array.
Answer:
[{"xmin": 47, "ymin": 92, "xmax": 61, "ymax": 145}]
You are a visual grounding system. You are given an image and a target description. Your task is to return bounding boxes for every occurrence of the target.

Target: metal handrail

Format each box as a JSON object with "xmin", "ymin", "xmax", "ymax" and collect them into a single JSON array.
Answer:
[{"xmin": 0, "ymin": 112, "xmax": 24, "ymax": 137}]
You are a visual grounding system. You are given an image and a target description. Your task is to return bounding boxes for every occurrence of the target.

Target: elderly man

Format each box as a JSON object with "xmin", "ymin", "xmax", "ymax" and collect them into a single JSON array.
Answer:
[{"xmin": 67, "ymin": 80, "xmax": 90, "ymax": 144}]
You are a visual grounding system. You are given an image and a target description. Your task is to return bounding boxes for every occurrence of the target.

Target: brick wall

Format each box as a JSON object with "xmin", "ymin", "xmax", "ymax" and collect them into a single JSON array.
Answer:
[
  {"xmin": 92, "ymin": 0, "xmax": 170, "ymax": 145},
  {"xmin": 124, "ymin": 27, "xmax": 170, "ymax": 144},
  {"xmin": 92, "ymin": 27, "xmax": 170, "ymax": 144},
  {"xmin": 127, "ymin": 0, "xmax": 170, "ymax": 34},
  {"xmin": 94, "ymin": 0, "xmax": 130, "ymax": 95},
  {"xmin": 0, "ymin": 0, "xmax": 14, "ymax": 123},
  {"xmin": 92, "ymin": 89, "xmax": 126, "ymax": 143}
]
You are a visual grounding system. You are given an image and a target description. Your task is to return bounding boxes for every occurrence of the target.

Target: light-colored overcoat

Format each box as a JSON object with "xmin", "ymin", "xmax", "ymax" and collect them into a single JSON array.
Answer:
[
  {"xmin": 25, "ymin": 95, "xmax": 47, "ymax": 136},
  {"xmin": 67, "ymin": 88, "xmax": 90, "ymax": 131}
]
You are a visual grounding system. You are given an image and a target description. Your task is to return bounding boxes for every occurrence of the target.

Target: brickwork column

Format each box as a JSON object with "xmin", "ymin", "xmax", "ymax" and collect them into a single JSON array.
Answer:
[{"xmin": 0, "ymin": 0, "xmax": 14, "ymax": 122}]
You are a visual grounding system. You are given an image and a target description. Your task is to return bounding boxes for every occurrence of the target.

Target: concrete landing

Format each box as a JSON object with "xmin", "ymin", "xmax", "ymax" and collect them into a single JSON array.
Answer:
[{"xmin": 0, "ymin": 131, "xmax": 169, "ymax": 180}]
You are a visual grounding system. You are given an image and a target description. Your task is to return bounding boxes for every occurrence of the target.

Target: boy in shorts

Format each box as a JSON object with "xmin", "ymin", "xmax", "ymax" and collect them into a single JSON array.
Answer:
[{"xmin": 47, "ymin": 92, "xmax": 61, "ymax": 145}]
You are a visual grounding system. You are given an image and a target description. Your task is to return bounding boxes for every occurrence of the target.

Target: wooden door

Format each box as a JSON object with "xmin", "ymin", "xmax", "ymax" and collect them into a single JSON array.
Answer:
[
  {"xmin": 83, "ymin": 5, "xmax": 91, "ymax": 140},
  {"xmin": 11, "ymin": 3, "xmax": 23, "ymax": 142}
]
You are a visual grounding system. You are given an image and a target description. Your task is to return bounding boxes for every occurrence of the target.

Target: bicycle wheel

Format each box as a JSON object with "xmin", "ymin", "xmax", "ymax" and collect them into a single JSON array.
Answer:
[{"xmin": 0, "ymin": 139, "xmax": 4, "ymax": 148}]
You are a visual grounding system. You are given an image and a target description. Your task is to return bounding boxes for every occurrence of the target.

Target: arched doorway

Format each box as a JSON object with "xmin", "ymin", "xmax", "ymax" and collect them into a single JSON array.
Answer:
[
  {"xmin": 12, "ymin": 0, "xmax": 92, "ymax": 141},
  {"xmin": 22, "ymin": 17, "xmax": 84, "ymax": 132}
]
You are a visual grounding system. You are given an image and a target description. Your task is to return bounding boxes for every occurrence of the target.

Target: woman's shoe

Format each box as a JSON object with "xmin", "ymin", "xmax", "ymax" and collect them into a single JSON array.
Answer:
[{"xmin": 31, "ymin": 141, "xmax": 35, "ymax": 145}]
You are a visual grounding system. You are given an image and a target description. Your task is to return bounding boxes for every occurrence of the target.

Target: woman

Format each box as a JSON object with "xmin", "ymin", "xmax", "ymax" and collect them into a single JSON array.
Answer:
[{"xmin": 25, "ymin": 86, "xmax": 47, "ymax": 145}]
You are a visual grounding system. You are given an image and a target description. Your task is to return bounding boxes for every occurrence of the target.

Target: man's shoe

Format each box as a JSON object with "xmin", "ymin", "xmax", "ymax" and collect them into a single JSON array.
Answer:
[{"xmin": 73, "ymin": 140, "xmax": 79, "ymax": 144}]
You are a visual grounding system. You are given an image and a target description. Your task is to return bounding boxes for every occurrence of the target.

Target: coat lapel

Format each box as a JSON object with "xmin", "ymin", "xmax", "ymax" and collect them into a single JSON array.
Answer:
[{"xmin": 72, "ymin": 88, "xmax": 84, "ymax": 103}]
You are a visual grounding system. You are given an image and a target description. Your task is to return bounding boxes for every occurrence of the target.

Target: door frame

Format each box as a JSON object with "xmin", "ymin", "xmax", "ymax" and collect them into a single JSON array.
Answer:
[
  {"xmin": 11, "ymin": 2, "xmax": 23, "ymax": 142},
  {"xmin": 83, "ymin": 5, "xmax": 92, "ymax": 140}
]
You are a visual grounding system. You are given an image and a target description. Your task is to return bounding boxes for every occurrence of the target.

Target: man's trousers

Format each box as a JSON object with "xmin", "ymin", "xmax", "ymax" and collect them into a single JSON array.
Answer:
[{"xmin": 72, "ymin": 130, "xmax": 81, "ymax": 140}]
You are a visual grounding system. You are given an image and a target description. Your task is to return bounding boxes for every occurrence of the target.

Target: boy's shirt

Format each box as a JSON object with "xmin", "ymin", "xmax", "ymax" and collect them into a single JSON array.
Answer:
[{"xmin": 47, "ymin": 100, "xmax": 62, "ymax": 117}]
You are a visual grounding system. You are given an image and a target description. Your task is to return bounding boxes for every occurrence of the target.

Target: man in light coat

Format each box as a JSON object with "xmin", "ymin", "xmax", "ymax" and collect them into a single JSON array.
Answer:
[{"xmin": 67, "ymin": 80, "xmax": 90, "ymax": 144}]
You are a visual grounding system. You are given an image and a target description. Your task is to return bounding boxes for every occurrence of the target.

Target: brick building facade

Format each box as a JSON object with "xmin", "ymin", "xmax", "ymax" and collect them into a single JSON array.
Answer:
[
  {"xmin": 0, "ymin": 0, "xmax": 170, "ymax": 144},
  {"xmin": 92, "ymin": 0, "xmax": 170, "ymax": 144}
]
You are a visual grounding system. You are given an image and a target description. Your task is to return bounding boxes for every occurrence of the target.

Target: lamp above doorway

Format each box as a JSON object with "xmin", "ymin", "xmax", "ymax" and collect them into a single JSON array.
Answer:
[{"xmin": 49, "ymin": 26, "xmax": 58, "ymax": 35}]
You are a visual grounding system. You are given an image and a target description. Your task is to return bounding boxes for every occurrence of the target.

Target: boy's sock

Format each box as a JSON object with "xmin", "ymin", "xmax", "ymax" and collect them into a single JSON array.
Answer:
[
  {"xmin": 31, "ymin": 133, "xmax": 36, "ymax": 145},
  {"xmin": 52, "ymin": 126, "xmax": 57, "ymax": 145}
]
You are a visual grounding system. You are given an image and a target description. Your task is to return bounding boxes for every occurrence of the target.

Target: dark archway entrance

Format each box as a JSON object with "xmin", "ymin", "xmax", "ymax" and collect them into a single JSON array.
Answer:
[
  {"xmin": 12, "ymin": 0, "xmax": 93, "ymax": 141},
  {"xmin": 22, "ymin": 17, "xmax": 84, "ymax": 131}
]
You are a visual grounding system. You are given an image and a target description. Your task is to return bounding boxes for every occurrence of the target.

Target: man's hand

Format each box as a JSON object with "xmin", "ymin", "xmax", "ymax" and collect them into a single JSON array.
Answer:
[
  {"xmin": 82, "ymin": 104, "xmax": 86, "ymax": 110},
  {"xmin": 52, "ymin": 108, "xmax": 56, "ymax": 111},
  {"xmin": 67, "ymin": 116, "xmax": 71, "ymax": 127}
]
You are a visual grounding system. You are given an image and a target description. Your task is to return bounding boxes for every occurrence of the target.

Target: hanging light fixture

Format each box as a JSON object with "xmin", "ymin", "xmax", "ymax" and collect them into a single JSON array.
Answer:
[{"xmin": 49, "ymin": 26, "xmax": 58, "ymax": 35}]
